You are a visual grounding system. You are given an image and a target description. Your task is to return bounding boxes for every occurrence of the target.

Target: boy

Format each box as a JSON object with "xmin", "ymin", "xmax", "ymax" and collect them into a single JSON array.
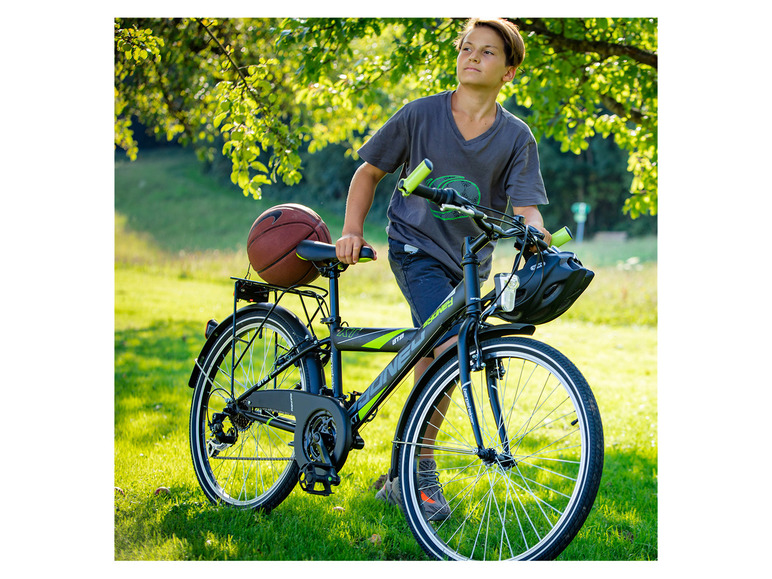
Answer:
[{"xmin": 335, "ymin": 18, "xmax": 550, "ymax": 520}]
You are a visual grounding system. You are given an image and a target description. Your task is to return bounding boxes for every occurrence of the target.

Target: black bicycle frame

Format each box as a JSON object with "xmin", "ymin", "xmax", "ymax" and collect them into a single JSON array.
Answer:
[
  {"xmin": 230, "ymin": 230, "xmax": 510, "ymax": 458},
  {"xmin": 339, "ymin": 233, "xmax": 494, "ymax": 443}
]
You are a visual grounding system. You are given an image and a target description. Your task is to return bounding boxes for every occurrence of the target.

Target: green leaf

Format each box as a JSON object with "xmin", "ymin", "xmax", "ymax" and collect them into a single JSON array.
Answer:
[
  {"xmin": 115, "ymin": 17, "xmax": 657, "ymax": 219},
  {"xmin": 213, "ymin": 111, "xmax": 228, "ymax": 128},
  {"xmin": 251, "ymin": 174, "xmax": 271, "ymax": 186}
]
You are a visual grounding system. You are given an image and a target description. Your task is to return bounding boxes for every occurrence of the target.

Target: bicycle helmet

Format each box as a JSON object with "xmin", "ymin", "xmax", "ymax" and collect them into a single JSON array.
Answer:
[{"xmin": 495, "ymin": 251, "xmax": 594, "ymax": 325}]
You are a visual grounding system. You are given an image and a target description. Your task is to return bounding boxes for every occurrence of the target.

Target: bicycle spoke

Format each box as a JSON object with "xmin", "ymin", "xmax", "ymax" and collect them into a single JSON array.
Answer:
[
  {"xmin": 397, "ymin": 440, "xmax": 478, "ymax": 456},
  {"xmin": 399, "ymin": 338, "xmax": 603, "ymax": 560},
  {"xmin": 191, "ymin": 309, "xmax": 310, "ymax": 510}
]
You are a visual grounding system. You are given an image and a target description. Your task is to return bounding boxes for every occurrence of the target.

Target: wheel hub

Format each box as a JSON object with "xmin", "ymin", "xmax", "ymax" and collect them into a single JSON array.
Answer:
[{"xmin": 478, "ymin": 447, "xmax": 517, "ymax": 470}]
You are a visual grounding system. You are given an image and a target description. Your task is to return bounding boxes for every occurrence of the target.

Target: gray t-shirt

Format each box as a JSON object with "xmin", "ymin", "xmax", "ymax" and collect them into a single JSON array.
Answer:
[{"xmin": 358, "ymin": 90, "xmax": 548, "ymax": 277}]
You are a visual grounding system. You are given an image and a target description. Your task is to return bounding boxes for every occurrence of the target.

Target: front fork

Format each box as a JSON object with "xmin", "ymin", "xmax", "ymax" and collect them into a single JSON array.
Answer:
[
  {"xmin": 456, "ymin": 237, "xmax": 511, "ymax": 462},
  {"xmin": 456, "ymin": 319, "xmax": 511, "ymax": 461}
]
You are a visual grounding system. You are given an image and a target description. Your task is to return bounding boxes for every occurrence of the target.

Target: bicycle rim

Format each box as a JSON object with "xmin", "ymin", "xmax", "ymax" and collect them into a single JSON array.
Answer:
[
  {"xmin": 399, "ymin": 338, "xmax": 603, "ymax": 560},
  {"xmin": 189, "ymin": 309, "xmax": 307, "ymax": 510}
]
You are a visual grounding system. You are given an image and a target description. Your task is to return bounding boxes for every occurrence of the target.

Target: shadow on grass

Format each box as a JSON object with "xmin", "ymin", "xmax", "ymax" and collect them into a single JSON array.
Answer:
[
  {"xmin": 115, "ymin": 319, "xmax": 656, "ymax": 560},
  {"xmin": 124, "ymin": 443, "xmax": 656, "ymax": 561},
  {"xmin": 139, "ymin": 485, "xmax": 427, "ymax": 561}
]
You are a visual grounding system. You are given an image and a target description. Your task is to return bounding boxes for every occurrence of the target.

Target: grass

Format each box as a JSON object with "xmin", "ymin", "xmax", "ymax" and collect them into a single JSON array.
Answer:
[{"xmin": 115, "ymin": 148, "xmax": 657, "ymax": 560}]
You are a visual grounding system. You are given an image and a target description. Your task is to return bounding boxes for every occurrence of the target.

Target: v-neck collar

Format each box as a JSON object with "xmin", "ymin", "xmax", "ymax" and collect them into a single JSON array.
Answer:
[{"xmin": 445, "ymin": 90, "xmax": 502, "ymax": 145}]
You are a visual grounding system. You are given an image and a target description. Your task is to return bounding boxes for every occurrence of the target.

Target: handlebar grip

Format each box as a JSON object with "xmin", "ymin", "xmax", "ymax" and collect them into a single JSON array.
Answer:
[
  {"xmin": 399, "ymin": 159, "xmax": 433, "ymax": 196},
  {"xmin": 551, "ymin": 226, "xmax": 573, "ymax": 247}
]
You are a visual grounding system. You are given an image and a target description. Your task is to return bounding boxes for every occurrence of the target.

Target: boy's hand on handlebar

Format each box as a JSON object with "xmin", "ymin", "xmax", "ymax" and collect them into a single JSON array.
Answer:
[
  {"xmin": 530, "ymin": 225, "xmax": 552, "ymax": 247},
  {"xmin": 336, "ymin": 233, "xmax": 377, "ymax": 265},
  {"xmin": 513, "ymin": 206, "xmax": 551, "ymax": 250}
]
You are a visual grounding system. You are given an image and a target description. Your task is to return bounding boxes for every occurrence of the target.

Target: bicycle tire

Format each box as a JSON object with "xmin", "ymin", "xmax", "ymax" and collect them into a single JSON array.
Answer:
[
  {"xmin": 397, "ymin": 337, "xmax": 604, "ymax": 560},
  {"xmin": 189, "ymin": 305, "xmax": 317, "ymax": 511}
]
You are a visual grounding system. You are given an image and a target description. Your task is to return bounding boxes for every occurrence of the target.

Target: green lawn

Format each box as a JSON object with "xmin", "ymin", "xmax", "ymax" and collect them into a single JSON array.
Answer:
[{"xmin": 115, "ymin": 148, "xmax": 657, "ymax": 560}]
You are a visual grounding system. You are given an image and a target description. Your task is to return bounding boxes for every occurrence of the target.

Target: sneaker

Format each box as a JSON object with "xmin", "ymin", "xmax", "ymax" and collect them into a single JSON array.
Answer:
[
  {"xmin": 375, "ymin": 475, "xmax": 402, "ymax": 507},
  {"xmin": 374, "ymin": 459, "xmax": 450, "ymax": 521},
  {"xmin": 417, "ymin": 459, "xmax": 451, "ymax": 521}
]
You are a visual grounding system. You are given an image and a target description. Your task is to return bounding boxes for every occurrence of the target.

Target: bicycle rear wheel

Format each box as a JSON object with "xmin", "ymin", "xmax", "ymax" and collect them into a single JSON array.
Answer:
[
  {"xmin": 397, "ymin": 337, "xmax": 604, "ymax": 560},
  {"xmin": 189, "ymin": 305, "xmax": 317, "ymax": 511}
]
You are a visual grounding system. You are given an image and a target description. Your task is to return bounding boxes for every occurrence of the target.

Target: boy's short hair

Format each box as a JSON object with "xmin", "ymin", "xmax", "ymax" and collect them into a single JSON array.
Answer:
[{"xmin": 454, "ymin": 18, "xmax": 525, "ymax": 69}]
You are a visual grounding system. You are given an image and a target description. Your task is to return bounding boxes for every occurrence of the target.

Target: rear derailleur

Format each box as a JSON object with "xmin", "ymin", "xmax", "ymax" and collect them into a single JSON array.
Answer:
[{"xmin": 207, "ymin": 402, "xmax": 251, "ymax": 457}]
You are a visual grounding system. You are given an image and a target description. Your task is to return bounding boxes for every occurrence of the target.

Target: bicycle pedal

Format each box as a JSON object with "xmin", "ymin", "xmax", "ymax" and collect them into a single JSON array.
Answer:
[{"xmin": 298, "ymin": 461, "xmax": 340, "ymax": 496}]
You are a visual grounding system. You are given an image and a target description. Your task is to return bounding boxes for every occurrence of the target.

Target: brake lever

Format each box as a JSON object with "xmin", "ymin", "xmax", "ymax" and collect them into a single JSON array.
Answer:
[
  {"xmin": 527, "ymin": 224, "xmax": 545, "ymax": 240},
  {"xmin": 512, "ymin": 226, "xmax": 549, "ymax": 254},
  {"xmin": 439, "ymin": 203, "xmax": 477, "ymax": 216}
]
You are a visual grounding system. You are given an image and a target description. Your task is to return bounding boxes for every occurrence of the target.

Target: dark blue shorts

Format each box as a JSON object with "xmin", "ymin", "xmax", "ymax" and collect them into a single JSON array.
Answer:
[{"xmin": 388, "ymin": 239, "xmax": 463, "ymax": 348}]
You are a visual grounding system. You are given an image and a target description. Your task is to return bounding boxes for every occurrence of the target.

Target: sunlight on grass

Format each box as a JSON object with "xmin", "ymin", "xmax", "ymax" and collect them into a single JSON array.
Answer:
[
  {"xmin": 115, "ymin": 150, "xmax": 657, "ymax": 560},
  {"xmin": 115, "ymin": 252, "xmax": 657, "ymax": 560}
]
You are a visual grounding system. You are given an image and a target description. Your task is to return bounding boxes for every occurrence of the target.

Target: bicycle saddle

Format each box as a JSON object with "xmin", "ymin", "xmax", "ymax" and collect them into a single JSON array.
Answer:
[{"xmin": 296, "ymin": 240, "xmax": 374, "ymax": 263}]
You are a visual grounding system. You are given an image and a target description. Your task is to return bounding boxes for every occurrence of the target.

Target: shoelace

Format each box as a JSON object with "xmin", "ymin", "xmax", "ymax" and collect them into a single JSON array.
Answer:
[{"xmin": 418, "ymin": 467, "xmax": 441, "ymax": 496}]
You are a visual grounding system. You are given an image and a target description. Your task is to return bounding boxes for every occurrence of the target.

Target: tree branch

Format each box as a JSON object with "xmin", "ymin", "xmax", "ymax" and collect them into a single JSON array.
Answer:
[
  {"xmin": 196, "ymin": 18, "xmax": 257, "ymax": 102},
  {"xmin": 600, "ymin": 94, "xmax": 645, "ymax": 125},
  {"xmin": 513, "ymin": 18, "xmax": 657, "ymax": 70}
]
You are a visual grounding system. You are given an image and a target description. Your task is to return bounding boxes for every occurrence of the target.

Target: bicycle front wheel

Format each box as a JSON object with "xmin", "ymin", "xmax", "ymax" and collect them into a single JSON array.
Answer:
[
  {"xmin": 397, "ymin": 337, "xmax": 604, "ymax": 560},
  {"xmin": 189, "ymin": 305, "xmax": 317, "ymax": 511}
]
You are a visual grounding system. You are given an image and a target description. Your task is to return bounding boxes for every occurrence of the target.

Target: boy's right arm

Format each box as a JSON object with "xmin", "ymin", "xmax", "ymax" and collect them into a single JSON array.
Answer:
[{"xmin": 336, "ymin": 162, "xmax": 387, "ymax": 264}]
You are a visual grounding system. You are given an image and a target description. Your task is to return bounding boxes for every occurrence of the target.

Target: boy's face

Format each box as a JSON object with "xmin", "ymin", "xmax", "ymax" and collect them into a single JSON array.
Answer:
[{"xmin": 456, "ymin": 26, "xmax": 516, "ymax": 89}]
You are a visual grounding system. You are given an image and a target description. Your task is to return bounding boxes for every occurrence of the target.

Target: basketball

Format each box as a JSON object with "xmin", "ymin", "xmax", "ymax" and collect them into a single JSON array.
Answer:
[{"xmin": 247, "ymin": 203, "xmax": 332, "ymax": 287}]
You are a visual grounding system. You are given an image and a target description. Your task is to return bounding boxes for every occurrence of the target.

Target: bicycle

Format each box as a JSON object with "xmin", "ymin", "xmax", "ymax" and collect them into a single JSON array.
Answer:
[{"xmin": 188, "ymin": 159, "xmax": 604, "ymax": 560}]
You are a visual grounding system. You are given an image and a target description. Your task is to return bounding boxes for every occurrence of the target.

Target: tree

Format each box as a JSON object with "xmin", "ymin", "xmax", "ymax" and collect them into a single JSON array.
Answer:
[
  {"xmin": 509, "ymin": 18, "xmax": 657, "ymax": 218},
  {"xmin": 115, "ymin": 17, "xmax": 657, "ymax": 217}
]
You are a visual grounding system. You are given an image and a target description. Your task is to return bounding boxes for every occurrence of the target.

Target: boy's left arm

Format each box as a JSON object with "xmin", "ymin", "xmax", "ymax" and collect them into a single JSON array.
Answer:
[{"xmin": 512, "ymin": 205, "xmax": 552, "ymax": 246}]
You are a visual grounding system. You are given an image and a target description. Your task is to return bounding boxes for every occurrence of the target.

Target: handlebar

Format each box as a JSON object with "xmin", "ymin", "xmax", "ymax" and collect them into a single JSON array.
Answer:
[
  {"xmin": 398, "ymin": 159, "xmax": 573, "ymax": 250},
  {"xmin": 400, "ymin": 159, "xmax": 470, "ymax": 208},
  {"xmin": 400, "ymin": 159, "xmax": 434, "ymax": 194},
  {"xmin": 551, "ymin": 226, "xmax": 572, "ymax": 247}
]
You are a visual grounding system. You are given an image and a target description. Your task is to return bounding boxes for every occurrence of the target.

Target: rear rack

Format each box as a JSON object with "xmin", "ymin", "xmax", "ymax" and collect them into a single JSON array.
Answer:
[
  {"xmin": 231, "ymin": 277, "xmax": 330, "ymax": 334},
  {"xmin": 216, "ymin": 277, "xmax": 332, "ymax": 399}
]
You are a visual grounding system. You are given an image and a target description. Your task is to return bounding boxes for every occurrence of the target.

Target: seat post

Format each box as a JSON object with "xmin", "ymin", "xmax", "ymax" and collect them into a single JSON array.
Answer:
[{"xmin": 321, "ymin": 265, "xmax": 344, "ymax": 398}]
